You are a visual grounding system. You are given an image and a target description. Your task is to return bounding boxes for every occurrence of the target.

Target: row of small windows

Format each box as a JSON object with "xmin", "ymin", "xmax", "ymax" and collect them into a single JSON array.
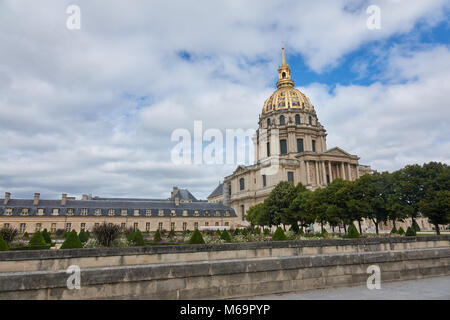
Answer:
[
  {"xmin": 5, "ymin": 221, "xmax": 231, "ymax": 233},
  {"xmin": 267, "ymin": 115, "xmax": 313, "ymax": 127},
  {"xmin": 239, "ymin": 171, "xmax": 292, "ymax": 190},
  {"xmin": 0, "ymin": 208, "xmax": 231, "ymax": 217}
]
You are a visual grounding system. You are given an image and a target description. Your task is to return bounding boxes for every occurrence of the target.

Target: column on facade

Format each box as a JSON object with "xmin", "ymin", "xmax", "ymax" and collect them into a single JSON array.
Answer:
[
  {"xmin": 287, "ymin": 130, "xmax": 296, "ymax": 154},
  {"xmin": 341, "ymin": 162, "xmax": 345, "ymax": 180},
  {"xmin": 347, "ymin": 163, "xmax": 352, "ymax": 181},
  {"xmin": 328, "ymin": 161, "xmax": 333, "ymax": 183},
  {"xmin": 314, "ymin": 161, "xmax": 320, "ymax": 185},
  {"xmin": 321, "ymin": 161, "xmax": 327, "ymax": 185},
  {"xmin": 306, "ymin": 161, "xmax": 311, "ymax": 185},
  {"xmin": 356, "ymin": 165, "xmax": 360, "ymax": 179}
]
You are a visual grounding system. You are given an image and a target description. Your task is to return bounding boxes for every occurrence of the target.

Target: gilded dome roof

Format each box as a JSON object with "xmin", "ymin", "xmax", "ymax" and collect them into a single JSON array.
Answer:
[
  {"xmin": 262, "ymin": 45, "xmax": 314, "ymax": 115},
  {"xmin": 262, "ymin": 87, "xmax": 314, "ymax": 115}
]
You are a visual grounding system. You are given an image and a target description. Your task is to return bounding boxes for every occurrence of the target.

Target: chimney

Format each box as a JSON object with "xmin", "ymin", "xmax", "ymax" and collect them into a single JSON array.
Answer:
[
  {"xmin": 33, "ymin": 193, "xmax": 40, "ymax": 206},
  {"xmin": 4, "ymin": 192, "xmax": 10, "ymax": 205},
  {"xmin": 61, "ymin": 193, "xmax": 67, "ymax": 206},
  {"xmin": 175, "ymin": 197, "xmax": 180, "ymax": 206},
  {"xmin": 171, "ymin": 186, "xmax": 179, "ymax": 199},
  {"xmin": 82, "ymin": 194, "xmax": 88, "ymax": 200}
]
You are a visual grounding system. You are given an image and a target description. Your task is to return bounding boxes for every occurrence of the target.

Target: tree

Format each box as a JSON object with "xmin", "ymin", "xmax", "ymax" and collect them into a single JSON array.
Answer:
[
  {"xmin": 0, "ymin": 226, "xmax": 18, "ymax": 244},
  {"xmin": 78, "ymin": 229, "xmax": 89, "ymax": 243},
  {"xmin": 264, "ymin": 181, "xmax": 297, "ymax": 227},
  {"xmin": 131, "ymin": 230, "xmax": 145, "ymax": 246},
  {"xmin": 42, "ymin": 229, "xmax": 52, "ymax": 244},
  {"xmin": 289, "ymin": 189, "xmax": 315, "ymax": 233},
  {"xmin": 398, "ymin": 227, "xmax": 405, "ymax": 235},
  {"xmin": 405, "ymin": 227, "xmax": 416, "ymax": 237},
  {"xmin": 272, "ymin": 227, "xmax": 287, "ymax": 241},
  {"xmin": 61, "ymin": 230, "xmax": 83, "ymax": 249},
  {"xmin": 390, "ymin": 226, "xmax": 398, "ymax": 234},
  {"xmin": 29, "ymin": 231, "xmax": 46, "ymax": 246},
  {"xmin": 92, "ymin": 223, "xmax": 120, "ymax": 247},
  {"xmin": 153, "ymin": 229, "xmax": 162, "ymax": 242},
  {"xmin": 246, "ymin": 202, "xmax": 270, "ymax": 227},
  {"xmin": 0, "ymin": 233, "xmax": 8, "ymax": 251},
  {"xmin": 419, "ymin": 190, "xmax": 450, "ymax": 235},
  {"xmin": 189, "ymin": 229, "xmax": 205, "ymax": 244}
]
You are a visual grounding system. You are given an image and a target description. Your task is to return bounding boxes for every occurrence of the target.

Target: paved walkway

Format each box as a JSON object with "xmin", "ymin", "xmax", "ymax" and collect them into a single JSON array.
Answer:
[{"xmin": 245, "ymin": 276, "xmax": 450, "ymax": 300}]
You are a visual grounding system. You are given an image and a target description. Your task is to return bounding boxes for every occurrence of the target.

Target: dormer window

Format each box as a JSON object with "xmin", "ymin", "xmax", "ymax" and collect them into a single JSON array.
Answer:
[
  {"xmin": 81, "ymin": 208, "xmax": 88, "ymax": 216},
  {"xmin": 182, "ymin": 210, "xmax": 188, "ymax": 216},
  {"xmin": 52, "ymin": 208, "xmax": 59, "ymax": 216},
  {"xmin": 5, "ymin": 208, "xmax": 12, "ymax": 216},
  {"xmin": 171, "ymin": 210, "xmax": 176, "ymax": 217},
  {"xmin": 145, "ymin": 209, "xmax": 151, "ymax": 216},
  {"xmin": 158, "ymin": 209, "xmax": 164, "ymax": 216},
  {"xmin": 21, "ymin": 208, "xmax": 29, "ymax": 216},
  {"xmin": 122, "ymin": 209, "xmax": 129, "ymax": 216},
  {"xmin": 37, "ymin": 208, "xmax": 44, "ymax": 216},
  {"xmin": 134, "ymin": 209, "xmax": 140, "ymax": 216},
  {"xmin": 194, "ymin": 210, "xmax": 199, "ymax": 217},
  {"xmin": 215, "ymin": 211, "xmax": 220, "ymax": 217},
  {"xmin": 94, "ymin": 209, "xmax": 101, "ymax": 216},
  {"xmin": 67, "ymin": 208, "xmax": 74, "ymax": 216},
  {"xmin": 108, "ymin": 209, "xmax": 115, "ymax": 216},
  {"xmin": 204, "ymin": 210, "xmax": 210, "ymax": 217},
  {"xmin": 225, "ymin": 210, "xmax": 230, "ymax": 217}
]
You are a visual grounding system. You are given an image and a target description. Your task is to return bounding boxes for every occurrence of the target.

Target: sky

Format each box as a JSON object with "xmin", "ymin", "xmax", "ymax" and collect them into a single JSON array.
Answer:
[{"xmin": 0, "ymin": 0, "xmax": 449, "ymax": 200}]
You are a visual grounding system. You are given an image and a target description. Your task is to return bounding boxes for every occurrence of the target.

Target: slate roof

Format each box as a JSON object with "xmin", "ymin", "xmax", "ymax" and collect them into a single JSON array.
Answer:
[
  {"xmin": 208, "ymin": 183, "xmax": 224, "ymax": 199},
  {"xmin": 170, "ymin": 189, "xmax": 198, "ymax": 202},
  {"xmin": 0, "ymin": 198, "xmax": 236, "ymax": 218}
]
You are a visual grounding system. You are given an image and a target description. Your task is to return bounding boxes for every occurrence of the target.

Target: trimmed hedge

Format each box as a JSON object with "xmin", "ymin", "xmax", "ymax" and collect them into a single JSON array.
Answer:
[
  {"xmin": 272, "ymin": 227, "xmax": 287, "ymax": 241},
  {"xmin": 189, "ymin": 229, "xmax": 205, "ymax": 244},
  {"xmin": 0, "ymin": 233, "xmax": 8, "ymax": 251},
  {"xmin": 61, "ymin": 230, "xmax": 83, "ymax": 249},
  {"xmin": 406, "ymin": 226, "xmax": 417, "ymax": 237},
  {"xmin": 29, "ymin": 231, "xmax": 47, "ymax": 246},
  {"xmin": 398, "ymin": 227, "xmax": 405, "ymax": 235},
  {"xmin": 78, "ymin": 229, "xmax": 89, "ymax": 243},
  {"xmin": 390, "ymin": 226, "xmax": 398, "ymax": 234},
  {"xmin": 131, "ymin": 230, "xmax": 145, "ymax": 246},
  {"xmin": 220, "ymin": 230, "xmax": 232, "ymax": 242},
  {"xmin": 42, "ymin": 229, "xmax": 52, "ymax": 244},
  {"xmin": 347, "ymin": 224, "xmax": 360, "ymax": 238},
  {"xmin": 153, "ymin": 229, "xmax": 162, "ymax": 242}
]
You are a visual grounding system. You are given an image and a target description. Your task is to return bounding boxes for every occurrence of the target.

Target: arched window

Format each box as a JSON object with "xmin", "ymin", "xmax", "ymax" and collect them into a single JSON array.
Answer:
[
  {"xmin": 239, "ymin": 178, "xmax": 245, "ymax": 190},
  {"xmin": 279, "ymin": 115, "xmax": 285, "ymax": 125},
  {"xmin": 282, "ymin": 72, "xmax": 286, "ymax": 79},
  {"xmin": 308, "ymin": 116, "xmax": 312, "ymax": 125},
  {"xmin": 295, "ymin": 114, "xmax": 300, "ymax": 124},
  {"xmin": 267, "ymin": 118, "xmax": 270, "ymax": 127}
]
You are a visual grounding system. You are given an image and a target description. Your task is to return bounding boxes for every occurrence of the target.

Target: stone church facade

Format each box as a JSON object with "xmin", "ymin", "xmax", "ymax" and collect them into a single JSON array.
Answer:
[{"xmin": 211, "ymin": 47, "xmax": 372, "ymax": 224}]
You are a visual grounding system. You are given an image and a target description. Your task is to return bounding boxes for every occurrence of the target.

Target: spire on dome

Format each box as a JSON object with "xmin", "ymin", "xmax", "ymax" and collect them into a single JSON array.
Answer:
[{"xmin": 276, "ymin": 43, "xmax": 294, "ymax": 89}]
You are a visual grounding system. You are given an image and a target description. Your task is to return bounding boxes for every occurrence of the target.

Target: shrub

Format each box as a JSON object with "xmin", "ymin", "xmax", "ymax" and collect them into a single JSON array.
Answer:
[
  {"xmin": 390, "ymin": 226, "xmax": 398, "ymax": 234},
  {"xmin": 290, "ymin": 223, "xmax": 300, "ymax": 234},
  {"xmin": 0, "ymin": 233, "xmax": 8, "ymax": 251},
  {"xmin": 78, "ymin": 229, "xmax": 89, "ymax": 243},
  {"xmin": 60, "ymin": 230, "xmax": 83, "ymax": 249},
  {"xmin": 55, "ymin": 229, "xmax": 65, "ymax": 237},
  {"xmin": 398, "ymin": 227, "xmax": 405, "ymax": 235},
  {"xmin": 29, "ymin": 231, "xmax": 46, "ymax": 246},
  {"xmin": 272, "ymin": 227, "xmax": 287, "ymax": 241},
  {"xmin": 346, "ymin": 224, "xmax": 360, "ymax": 238},
  {"xmin": 406, "ymin": 227, "xmax": 417, "ymax": 237},
  {"xmin": 153, "ymin": 229, "xmax": 162, "ymax": 242},
  {"xmin": 215, "ymin": 230, "xmax": 222, "ymax": 237},
  {"xmin": 241, "ymin": 228, "xmax": 249, "ymax": 236},
  {"xmin": 298, "ymin": 228, "xmax": 304, "ymax": 236},
  {"xmin": 233, "ymin": 229, "xmax": 240, "ymax": 235},
  {"xmin": 412, "ymin": 220, "xmax": 421, "ymax": 232},
  {"xmin": 92, "ymin": 223, "xmax": 121, "ymax": 247},
  {"xmin": 168, "ymin": 230, "xmax": 175, "ymax": 239},
  {"xmin": 131, "ymin": 230, "xmax": 145, "ymax": 246},
  {"xmin": 125, "ymin": 228, "xmax": 136, "ymax": 241},
  {"xmin": 42, "ymin": 229, "xmax": 52, "ymax": 244},
  {"xmin": 23, "ymin": 232, "xmax": 29, "ymax": 239},
  {"xmin": 253, "ymin": 227, "xmax": 261, "ymax": 235},
  {"xmin": 220, "ymin": 230, "xmax": 232, "ymax": 242},
  {"xmin": 0, "ymin": 226, "xmax": 18, "ymax": 244},
  {"xmin": 189, "ymin": 229, "xmax": 205, "ymax": 244},
  {"xmin": 263, "ymin": 228, "xmax": 270, "ymax": 236}
]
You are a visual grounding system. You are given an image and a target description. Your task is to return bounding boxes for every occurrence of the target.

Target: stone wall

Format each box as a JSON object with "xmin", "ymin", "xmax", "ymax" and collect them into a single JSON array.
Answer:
[{"xmin": 0, "ymin": 236, "xmax": 449, "ymax": 299}]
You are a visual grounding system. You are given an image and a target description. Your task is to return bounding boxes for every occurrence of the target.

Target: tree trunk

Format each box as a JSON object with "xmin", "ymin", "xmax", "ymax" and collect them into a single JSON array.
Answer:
[
  {"xmin": 343, "ymin": 224, "xmax": 347, "ymax": 234},
  {"xmin": 358, "ymin": 220, "xmax": 363, "ymax": 235},
  {"xmin": 375, "ymin": 221, "xmax": 379, "ymax": 235},
  {"xmin": 338, "ymin": 226, "xmax": 341, "ymax": 234},
  {"xmin": 332, "ymin": 226, "xmax": 335, "ymax": 233},
  {"xmin": 392, "ymin": 219, "xmax": 396, "ymax": 230},
  {"xmin": 435, "ymin": 223, "xmax": 440, "ymax": 235},
  {"xmin": 321, "ymin": 222, "xmax": 324, "ymax": 233}
]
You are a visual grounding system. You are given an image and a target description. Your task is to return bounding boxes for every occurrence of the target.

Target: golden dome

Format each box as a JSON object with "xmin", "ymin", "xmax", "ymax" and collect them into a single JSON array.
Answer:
[
  {"xmin": 262, "ymin": 45, "xmax": 314, "ymax": 115},
  {"xmin": 262, "ymin": 87, "xmax": 314, "ymax": 115}
]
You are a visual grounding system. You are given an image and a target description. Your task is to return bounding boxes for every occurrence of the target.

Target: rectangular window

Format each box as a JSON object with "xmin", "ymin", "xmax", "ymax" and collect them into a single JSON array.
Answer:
[
  {"xmin": 146, "ymin": 222, "xmax": 150, "ymax": 232},
  {"xmin": 312, "ymin": 140, "xmax": 316, "ymax": 152},
  {"xmin": 194, "ymin": 222, "xmax": 198, "ymax": 230},
  {"xmin": 108, "ymin": 209, "xmax": 115, "ymax": 216},
  {"xmin": 134, "ymin": 222, "xmax": 139, "ymax": 230},
  {"xmin": 94, "ymin": 209, "xmax": 101, "ymax": 216},
  {"xmin": 288, "ymin": 171, "xmax": 294, "ymax": 183},
  {"xmin": 52, "ymin": 208, "xmax": 59, "ymax": 216},
  {"xmin": 94, "ymin": 223, "xmax": 99, "ymax": 228},
  {"xmin": 134, "ymin": 209, "xmax": 140, "ymax": 216},
  {"xmin": 20, "ymin": 223, "xmax": 26, "ymax": 233},
  {"xmin": 225, "ymin": 222, "xmax": 229, "ymax": 226},
  {"xmin": 183, "ymin": 222, "xmax": 187, "ymax": 231},
  {"xmin": 21, "ymin": 208, "xmax": 29, "ymax": 216},
  {"xmin": 67, "ymin": 208, "xmax": 74, "ymax": 216},
  {"xmin": 297, "ymin": 138, "xmax": 304, "ymax": 153},
  {"xmin": 81, "ymin": 208, "xmax": 88, "ymax": 216},
  {"xmin": 51, "ymin": 223, "xmax": 56, "ymax": 233},
  {"xmin": 239, "ymin": 178, "xmax": 245, "ymax": 190},
  {"xmin": 121, "ymin": 222, "xmax": 126, "ymax": 229},
  {"xmin": 80, "ymin": 223, "xmax": 86, "ymax": 231},
  {"xmin": 4, "ymin": 223, "xmax": 10, "ymax": 228},
  {"xmin": 280, "ymin": 139, "xmax": 287, "ymax": 155},
  {"xmin": 121, "ymin": 209, "xmax": 128, "ymax": 216},
  {"xmin": 267, "ymin": 142, "xmax": 270, "ymax": 157},
  {"xmin": 145, "ymin": 209, "xmax": 151, "ymax": 216},
  {"xmin": 65, "ymin": 223, "xmax": 71, "ymax": 232},
  {"xmin": 37, "ymin": 208, "xmax": 44, "ymax": 216},
  {"xmin": 158, "ymin": 210, "xmax": 164, "ymax": 216},
  {"xmin": 263, "ymin": 174, "xmax": 267, "ymax": 187},
  {"xmin": 35, "ymin": 223, "xmax": 42, "ymax": 232},
  {"xmin": 182, "ymin": 210, "xmax": 188, "ymax": 216},
  {"xmin": 171, "ymin": 222, "xmax": 175, "ymax": 231},
  {"xmin": 215, "ymin": 222, "xmax": 219, "ymax": 226},
  {"xmin": 5, "ymin": 208, "xmax": 12, "ymax": 216},
  {"xmin": 158, "ymin": 222, "xmax": 163, "ymax": 230},
  {"xmin": 205, "ymin": 222, "xmax": 209, "ymax": 227}
]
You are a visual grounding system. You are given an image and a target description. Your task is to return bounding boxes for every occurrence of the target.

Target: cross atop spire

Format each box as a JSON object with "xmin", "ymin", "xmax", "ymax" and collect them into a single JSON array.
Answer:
[
  {"xmin": 281, "ymin": 41, "xmax": 286, "ymax": 66},
  {"xmin": 276, "ymin": 42, "xmax": 294, "ymax": 88}
]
